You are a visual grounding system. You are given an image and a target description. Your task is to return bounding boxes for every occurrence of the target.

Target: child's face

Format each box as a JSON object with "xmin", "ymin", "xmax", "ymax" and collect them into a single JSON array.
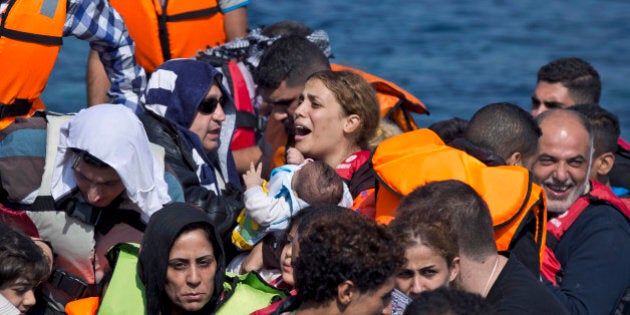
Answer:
[
  {"xmin": 280, "ymin": 225, "xmax": 299, "ymax": 286},
  {"xmin": 0, "ymin": 277, "xmax": 37, "ymax": 314}
]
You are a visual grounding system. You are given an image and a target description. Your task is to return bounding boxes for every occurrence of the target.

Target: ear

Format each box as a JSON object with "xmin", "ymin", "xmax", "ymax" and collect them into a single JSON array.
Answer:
[
  {"xmin": 505, "ymin": 151, "xmax": 522, "ymax": 166},
  {"xmin": 592, "ymin": 152, "xmax": 615, "ymax": 177},
  {"xmin": 449, "ymin": 257, "xmax": 460, "ymax": 283},
  {"xmin": 337, "ymin": 280, "xmax": 355, "ymax": 306},
  {"xmin": 343, "ymin": 114, "xmax": 361, "ymax": 135}
]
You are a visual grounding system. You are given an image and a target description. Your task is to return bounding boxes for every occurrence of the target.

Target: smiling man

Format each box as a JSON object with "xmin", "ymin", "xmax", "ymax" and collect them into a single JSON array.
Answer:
[{"xmin": 532, "ymin": 109, "xmax": 630, "ymax": 314}]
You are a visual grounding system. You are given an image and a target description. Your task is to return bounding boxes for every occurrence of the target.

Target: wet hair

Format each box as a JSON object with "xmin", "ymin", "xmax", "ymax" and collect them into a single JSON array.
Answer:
[
  {"xmin": 537, "ymin": 57, "xmax": 601, "ymax": 105},
  {"xmin": 396, "ymin": 180, "xmax": 496, "ymax": 262},
  {"xmin": 569, "ymin": 104, "xmax": 620, "ymax": 157},
  {"xmin": 261, "ymin": 20, "xmax": 314, "ymax": 37},
  {"xmin": 403, "ymin": 287, "xmax": 495, "ymax": 315},
  {"xmin": 254, "ymin": 35, "xmax": 330, "ymax": 90},
  {"xmin": 464, "ymin": 102, "xmax": 541, "ymax": 162},
  {"xmin": 428, "ymin": 117, "xmax": 469, "ymax": 144},
  {"xmin": 390, "ymin": 215, "xmax": 459, "ymax": 270},
  {"xmin": 0, "ymin": 224, "xmax": 50, "ymax": 287},
  {"xmin": 293, "ymin": 205, "xmax": 405, "ymax": 308},
  {"xmin": 307, "ymin": 70, "xmax": 381, "ymax": 149},
  {"xmin": 293, "ymin": 161, "xmax": 344, "ymax": 205}
]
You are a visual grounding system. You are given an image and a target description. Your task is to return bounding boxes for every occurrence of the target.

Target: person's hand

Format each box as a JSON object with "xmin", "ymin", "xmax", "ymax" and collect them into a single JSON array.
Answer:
[
  {"xmin": 286, "ymin": 147, "xmax": 305, "ymax": 165},
  {"xmin": 243, "ymin": 162, "xmax": 264, "ymax": 190},
  {"xmin": 239, "ymin": 241, "xmax": 264, "ymax": 274}
]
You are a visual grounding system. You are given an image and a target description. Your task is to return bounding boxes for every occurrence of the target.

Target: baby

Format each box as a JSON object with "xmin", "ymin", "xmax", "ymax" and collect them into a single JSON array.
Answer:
[{"xmin": 232, "ymin": 160, "xmax": 353, "ymax": 250}]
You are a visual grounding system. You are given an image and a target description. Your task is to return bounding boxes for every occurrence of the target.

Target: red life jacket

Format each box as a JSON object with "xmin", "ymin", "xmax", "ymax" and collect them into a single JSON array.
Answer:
[
  {"xmin": 542, "ymin": 179, "xmax": 630, "ymax": 285},
  {"xmin": 221, "ymin": 61, "xmax": 256, "ymax": 151}
]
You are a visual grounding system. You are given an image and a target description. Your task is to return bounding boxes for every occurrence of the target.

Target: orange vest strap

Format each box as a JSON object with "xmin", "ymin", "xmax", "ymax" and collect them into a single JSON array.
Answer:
[{"xmin": 65, "ymin": 297, "xmax": 100, "ymax": 315}]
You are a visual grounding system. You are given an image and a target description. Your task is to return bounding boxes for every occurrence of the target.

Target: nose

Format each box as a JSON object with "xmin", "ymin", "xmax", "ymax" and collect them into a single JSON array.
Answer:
[
  {"xmin": 87, "ymin": 185, "xmax": 103, "ymax": 204},
  {"xmin": 410, "ymin": 275, "xmax": 426, "ymax": 296},
  {"xmin": 187, "ymin": 266, "xmax": 201, "ymax": 287},
  {"xmin": 23, "ymin": 289, "xmax": 36, "ymax": 309},
  {"xmin": 213, "ymin": 104, "xmax": 226, "ymax": 122},
  {"xmin": 553, "ymin": 162, "xmax": 570, "ymax": 182},
  {"xmin": 272, "ymin": 108, "xmax": 288, "ymax": 122},
  {"xmin": 381, "ymin": 299, "xmax": 393, "ymax": 315},
  {"xmin": 531, "ymin": 104, "xmax": 547, "ymax": 118}
]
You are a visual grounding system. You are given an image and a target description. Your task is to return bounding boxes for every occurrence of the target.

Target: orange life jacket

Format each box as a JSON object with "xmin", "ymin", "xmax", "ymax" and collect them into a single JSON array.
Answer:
[
  {"xmin": 372, "ymin": 128, "xmax": 547, "ymax": 261},
  {"xmin": 108, "ymin": 0, "xmax": 226, "ymax": 74},
  {"xmin": 541, "ymin": 179, "xmax": 630, "ymax": 285},
  {"xmin": 264, "ymin": 64, "xmax": 429, "ymax": 172},
  {"xmin": 331, "ymin": 64, "xmax": 429, "ymax": 131},
  {"xmin": 0, "ymin": 0, "xmax": 66, "ymax": 130}
]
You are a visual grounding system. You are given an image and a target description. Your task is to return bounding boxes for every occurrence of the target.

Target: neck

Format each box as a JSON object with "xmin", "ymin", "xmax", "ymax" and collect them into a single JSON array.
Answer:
[
  {"xmin": 459, "ymin": 253, "xmax": 506, "ymax": 297},
  {"xmin": 322, "ymin": 141, "xmax": 362, "ymax": 168}
]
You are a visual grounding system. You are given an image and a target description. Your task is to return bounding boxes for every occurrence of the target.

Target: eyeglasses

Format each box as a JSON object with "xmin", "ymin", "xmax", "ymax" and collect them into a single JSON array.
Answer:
[{"xmin": 198, "ymin": 96, "xmax": 226, "ymax": 114}]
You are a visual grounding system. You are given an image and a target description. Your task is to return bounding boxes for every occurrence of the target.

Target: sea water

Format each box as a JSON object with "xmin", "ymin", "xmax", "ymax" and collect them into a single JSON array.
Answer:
[{"xmin": 41, "ymin": 0, "xmax": 629, "ymax": 138}]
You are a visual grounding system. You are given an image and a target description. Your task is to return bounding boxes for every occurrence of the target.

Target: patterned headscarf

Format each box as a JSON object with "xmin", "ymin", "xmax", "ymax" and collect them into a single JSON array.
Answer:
[{"xmin": 142, "ymin": 58, "xmax": 240, "ymax": 192}]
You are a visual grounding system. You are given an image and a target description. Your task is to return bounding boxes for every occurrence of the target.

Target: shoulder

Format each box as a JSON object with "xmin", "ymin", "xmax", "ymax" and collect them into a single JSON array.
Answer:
[{"xmin": 573, "ymin": 202, "xmax": 630, "ymax": 234}]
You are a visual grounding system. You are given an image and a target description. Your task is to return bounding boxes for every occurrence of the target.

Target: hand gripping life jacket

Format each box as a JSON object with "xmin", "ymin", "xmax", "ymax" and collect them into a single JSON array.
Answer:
[
  {"xmin": 372, "ymin": 128, "xmax": 547, "ymax": 262},
  {"xmin": 108, "ymin": 0, "xmax": 226, "ymax": 74},
  {"xmin": 541, "ymin": 179, "xmax": 630, "ymax": 286},
  {"xmin": 0, "ymin": 0, "xmax": 66, "ymax": 130}
]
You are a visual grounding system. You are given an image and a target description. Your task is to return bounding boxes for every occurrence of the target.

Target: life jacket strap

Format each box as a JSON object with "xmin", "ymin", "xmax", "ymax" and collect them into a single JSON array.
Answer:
[
  {"xmin": 1, "ymin": 27, "xmax": 63, "ymax": 45},
  {"xmin": 0, "ymin": 98, "xmax": 32, "ymax": 119}
]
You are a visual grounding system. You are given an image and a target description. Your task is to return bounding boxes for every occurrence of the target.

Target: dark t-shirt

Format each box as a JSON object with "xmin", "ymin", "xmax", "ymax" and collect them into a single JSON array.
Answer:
[{"xmin": 486, "ymin": 255, "xmax": 568, "ymax": 314}]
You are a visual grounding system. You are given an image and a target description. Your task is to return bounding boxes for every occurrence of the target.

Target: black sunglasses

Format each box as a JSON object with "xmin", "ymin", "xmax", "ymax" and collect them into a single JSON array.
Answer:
[{"xmin": 198, "ymin": 96, "xmax": 226, "ymax": 114}]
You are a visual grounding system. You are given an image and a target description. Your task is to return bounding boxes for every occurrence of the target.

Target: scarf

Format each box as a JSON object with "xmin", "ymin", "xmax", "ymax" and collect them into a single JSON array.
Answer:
[
  {"xmin": 50, "ymin": 105, "xmax": 171, "ymax": 222},
  {"xmin": 138, "ymin": 202, "xmax": 225, "ymax": 315}
]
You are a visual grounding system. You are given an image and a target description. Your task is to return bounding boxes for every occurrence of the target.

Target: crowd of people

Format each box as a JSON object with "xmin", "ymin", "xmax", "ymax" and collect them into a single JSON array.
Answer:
[{"xmin": 1, "ymin": 1, "xmax": 630, "ymax": 314}]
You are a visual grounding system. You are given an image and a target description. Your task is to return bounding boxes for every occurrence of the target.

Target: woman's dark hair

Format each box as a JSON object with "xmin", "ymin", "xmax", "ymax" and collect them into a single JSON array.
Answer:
[
  {"xmin": 293, "ymin": 205, "xmax": 405, "ymax": 308},
  {"xmin": 0, "ymin": 224, "xmax": 50, "ymax": 287},
  {"xmin": 138, "ymin": 203, "xmax": 225, "ymax": 315}
]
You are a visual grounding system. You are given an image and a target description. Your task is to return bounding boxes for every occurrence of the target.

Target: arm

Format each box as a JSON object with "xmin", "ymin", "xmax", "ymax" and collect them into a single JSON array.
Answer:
[
  {"xmin": 65, "ymin": 0, "xmax": 146, "ymax": 113},
  {"xmin": 244, "ymin": 186, "xmax": 290, "ymax": 227},
  {"xmin": 233, "ymin": 146, "xmax": 263, "ymax": 174},
  {"xmin": 86, "ymin": 49, "xmax": 112, "ymax": 106},
  {"xmin": 220, "ymin": 1, "xmax": 249, "ymax": 41},
  {"xmin": 544, "ymin": 206, "xmax": 630, "ymax": 314}
]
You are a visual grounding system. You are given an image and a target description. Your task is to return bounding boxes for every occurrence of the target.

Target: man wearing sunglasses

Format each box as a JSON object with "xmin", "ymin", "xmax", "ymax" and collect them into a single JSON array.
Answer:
[{"xmin": 140, "ymin": 58, "xmax": 244, "ymax": 250}]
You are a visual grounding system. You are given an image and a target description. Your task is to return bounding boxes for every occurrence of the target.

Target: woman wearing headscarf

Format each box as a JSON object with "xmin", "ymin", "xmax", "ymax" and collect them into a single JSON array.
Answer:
[
  {"xmin": 26, "ymin": 105, "xmax": 173, "ymax": 311},
  {"xmin": 139, "ymin": 202, "xmax": 226, "ymax": 315},
  {"xmin": 140, "ymin": 58, "xmax": 243, "ymax": 238}
]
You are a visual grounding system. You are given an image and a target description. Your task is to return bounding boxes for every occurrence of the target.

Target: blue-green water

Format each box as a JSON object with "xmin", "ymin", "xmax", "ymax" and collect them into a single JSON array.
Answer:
[{"xmin": 42, "ymin": 0, "xmax": 629, "ymax": 138}]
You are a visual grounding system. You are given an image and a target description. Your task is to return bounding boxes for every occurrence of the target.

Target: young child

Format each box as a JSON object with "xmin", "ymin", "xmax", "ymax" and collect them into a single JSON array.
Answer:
[{"xmin": 232, "ymin": 160, "xmax": 353, "ymax": 250}]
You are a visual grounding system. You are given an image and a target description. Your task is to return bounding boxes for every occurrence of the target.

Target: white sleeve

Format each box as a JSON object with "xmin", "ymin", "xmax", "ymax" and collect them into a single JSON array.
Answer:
[{"xmin": 244, "ymin": 186, "xmax": 292, "ymax": 227}]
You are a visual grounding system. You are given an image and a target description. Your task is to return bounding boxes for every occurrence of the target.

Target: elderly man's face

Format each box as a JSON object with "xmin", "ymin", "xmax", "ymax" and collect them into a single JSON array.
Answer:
[
  {"xmin": 190, "ymin": 84, "xmax": 226, "ymax": 154},
  {"xmin": 532, "ymin": 112, "xmax": 591, "ymax": 213}
]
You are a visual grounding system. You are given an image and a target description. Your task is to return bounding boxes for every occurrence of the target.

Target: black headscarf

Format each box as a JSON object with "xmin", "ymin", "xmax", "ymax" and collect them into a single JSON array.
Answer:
[{"xmin": 138, "ymin": 202, "xmax": 225, "ymax": 315}]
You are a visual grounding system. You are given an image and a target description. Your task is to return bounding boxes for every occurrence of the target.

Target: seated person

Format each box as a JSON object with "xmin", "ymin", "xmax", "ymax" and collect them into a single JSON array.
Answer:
[
  {"xmin": 388, "ymin": 217, "xmax": 460, "ymax": 313},
  {"xmin": 0, "ymin": 224, "xmax": 51, "ymax": 315},
  {"xmin": 232, "ymin": 159, "xmax": 352, "ymax": 250},
  {"xmin": 140, "ymin": 58, "xmax": 244, "ymax": 239},
  {"xmin": 138, "ymin": 202, "xmax": 226, "ymax": 315},
  {"xmin": 396, "ymin": 180, "xmax": 568, "ymax": 314},
  {"xmin": 274, "ymin": 205, "xmax": 406, "ymax": 314},
  {"xmin": 24, "ymin": 105, "xmax": 174, "ymax": 311}
]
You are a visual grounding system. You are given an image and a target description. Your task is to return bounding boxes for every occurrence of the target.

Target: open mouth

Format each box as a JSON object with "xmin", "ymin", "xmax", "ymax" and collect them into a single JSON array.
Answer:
[
  {"xmin": 294, "ymin": 125, "xmax": 312, "ymax": 137},
  {"xmin": 544, "ymin": 182, "xmax": 574, "ymax": 199}
]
